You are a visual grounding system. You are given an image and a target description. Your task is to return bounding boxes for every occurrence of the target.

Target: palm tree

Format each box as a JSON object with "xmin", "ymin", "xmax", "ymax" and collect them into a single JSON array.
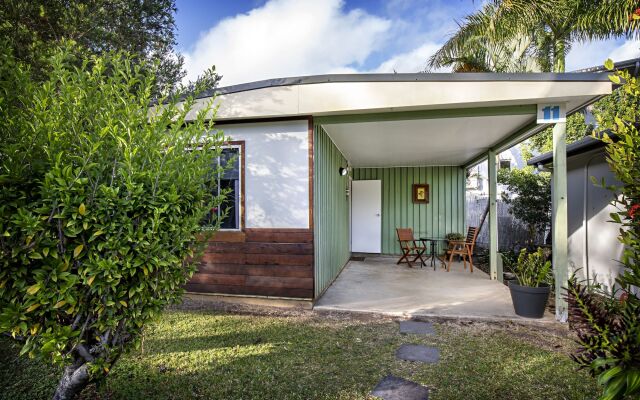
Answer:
[
  {"xmin": 428, "ymin": 3, "xmax": 542, "ymax": 72},
  {"xmin": 429, "ymin": 0, "xmax": 640, "ymax": 73}
]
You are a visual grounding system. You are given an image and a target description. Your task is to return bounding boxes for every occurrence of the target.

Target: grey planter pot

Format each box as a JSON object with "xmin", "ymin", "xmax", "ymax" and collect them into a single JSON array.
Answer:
[{"xmin": 508, "ymin": 281, "xmax": 550, "ymax": 318}]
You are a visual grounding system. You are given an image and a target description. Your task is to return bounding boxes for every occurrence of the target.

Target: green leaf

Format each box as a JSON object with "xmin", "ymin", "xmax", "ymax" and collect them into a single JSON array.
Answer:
[
  {"xmin": 26, "ymin": 284, "xmax": 40, "ymax": 295},
  {"xmin": 26, "ymin": 303, "xmax": 40, "ymax": 312},
  {"xmin": 602, "ymin": 375, "xmax": 626, "ymax": 399},
  {"xmin": 73, "ymin": 244, "xmax": 83, "ymax": 258},
  {"xmin": 609, "ymin": 74, "xmax": 621, "ymax": 85},
  {"xmin": 604, "ymin": 59, "xmax": 614, "ymax": 71},
  {"xmin": 610, "ymin": 212, "xmax": 622, "ymax": 223},
  {"xmin": 41, "ymin": 340, "xmax": 56, "ymax": 353},
  {"xmin": 598, "ymin": 366, "xmax": 623, "ymax": 386},
  {"xmin": 626, "ymin": 371, "xmax": 640, "ymax": 395},
  {"xmin": 19, "ymin": 343, "xmax": 31, "ymax": 357},
  {"xmin": 89, "ymin": 230, "xmax": 104, "ymax": 242}
]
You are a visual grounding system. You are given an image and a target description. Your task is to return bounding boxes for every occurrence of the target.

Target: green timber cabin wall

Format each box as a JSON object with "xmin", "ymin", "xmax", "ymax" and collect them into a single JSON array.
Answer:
[
  {"xmin": 313, "ymin": 124, "xmax": 350, "ymax": 297},
  {"xmin": 352, "ymin": 167, "xmax": 465, "ymax": 255}
]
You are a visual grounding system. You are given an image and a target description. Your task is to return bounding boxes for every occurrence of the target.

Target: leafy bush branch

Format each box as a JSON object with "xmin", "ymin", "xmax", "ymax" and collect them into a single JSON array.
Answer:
[
  {"xmin": 0, "ymin": 43, "xmax": 225, "ymax": 400},
  {"xmin": 567, "ymin": 61, "xmax": 640, "ymax": 400}
]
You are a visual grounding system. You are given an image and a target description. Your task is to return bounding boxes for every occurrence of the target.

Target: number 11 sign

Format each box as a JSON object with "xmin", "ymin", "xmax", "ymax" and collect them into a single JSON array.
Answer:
[{"xmin": 537, "ymin": 103, "xmax": 566, "ymax": 124}]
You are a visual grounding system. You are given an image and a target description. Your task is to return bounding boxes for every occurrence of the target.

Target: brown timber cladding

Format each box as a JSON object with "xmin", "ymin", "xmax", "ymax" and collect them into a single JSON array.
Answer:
[{"xmin": 185, "ymin": 229, "xmax": 314, "ymax": 299}]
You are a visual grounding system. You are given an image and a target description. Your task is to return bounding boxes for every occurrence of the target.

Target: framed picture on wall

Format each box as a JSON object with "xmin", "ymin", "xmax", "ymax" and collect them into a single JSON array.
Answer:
[{"xmin": 412, "ymin": 184, "xmax": 429, "ymax": 204}]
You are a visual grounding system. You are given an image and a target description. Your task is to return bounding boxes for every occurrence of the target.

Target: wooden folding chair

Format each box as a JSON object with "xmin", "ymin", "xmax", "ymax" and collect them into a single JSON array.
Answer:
[
  {"xmin": 396, "ymin": 228, "xmax": 426, "ymax": 268},
  {"xmin": 446, "ymin": 226, "xmax": 478, "ymax": 272}
]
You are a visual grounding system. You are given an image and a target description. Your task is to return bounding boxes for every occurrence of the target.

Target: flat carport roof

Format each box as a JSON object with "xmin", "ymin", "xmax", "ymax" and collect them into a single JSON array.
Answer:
[
  {"xmin": 190, "ymin": 72, "xmax": 613, "ymax": 167},
  {"xmin": 190, "ymin": 72, "xmax": 614, "ymax": 321}
]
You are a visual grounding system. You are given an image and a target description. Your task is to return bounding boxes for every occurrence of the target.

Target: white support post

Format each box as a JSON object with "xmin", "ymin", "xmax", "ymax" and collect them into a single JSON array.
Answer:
[
  {"xmin": 488, "ymin": 149, "xmax": 498, "ymax": 280},
  {"xmin": 552, "ymin": 121, "xmax": 568, "ymax": 322}
]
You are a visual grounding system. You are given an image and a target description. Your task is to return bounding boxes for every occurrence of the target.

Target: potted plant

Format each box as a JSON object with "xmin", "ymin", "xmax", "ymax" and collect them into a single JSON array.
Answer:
[
  {"xmin": 445, "ymin": 232, "xmax": 464, "ymax": 243},
  {"xmin": 507, "ymin": 247, "xmax": 553, "ymax": 318}
]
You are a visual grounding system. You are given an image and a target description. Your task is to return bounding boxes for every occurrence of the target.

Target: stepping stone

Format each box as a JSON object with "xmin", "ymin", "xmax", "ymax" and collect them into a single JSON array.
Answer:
[
  {"xmin": 371, "ymin": 375, "xmax": 429, "ymax": 400},
  {"xmin": 399, "ymin": 320, "xmax": 435, "ymax": 335},
  {"xmin": 395, "ymin": 344, "xmax": 440, "ymax": 364}
]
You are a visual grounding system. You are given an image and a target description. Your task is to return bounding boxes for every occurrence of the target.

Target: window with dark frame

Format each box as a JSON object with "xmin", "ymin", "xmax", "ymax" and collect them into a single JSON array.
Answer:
[
  {"xmin": 204, "ymin": 146, "xmax": 241, "ymax": 230},
  {"xmin": 499, "ymin": 159, "xmax": 511, "ymax": 170}
]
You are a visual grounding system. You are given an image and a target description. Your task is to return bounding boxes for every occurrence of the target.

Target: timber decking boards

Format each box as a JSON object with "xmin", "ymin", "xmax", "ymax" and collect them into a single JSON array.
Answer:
[{"xmin": 187, "ymin": 228, "xmax": 314, "ymax": 299}]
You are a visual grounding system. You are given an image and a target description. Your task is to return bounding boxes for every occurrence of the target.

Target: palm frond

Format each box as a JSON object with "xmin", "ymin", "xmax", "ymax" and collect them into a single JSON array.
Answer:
[
  {"xmin": 573, "ymin": 0, "xmax": 640, "ymax": 40},
  {"xmin": 428, "ymin": 3, "xmax": 541, "ymax": 72}
]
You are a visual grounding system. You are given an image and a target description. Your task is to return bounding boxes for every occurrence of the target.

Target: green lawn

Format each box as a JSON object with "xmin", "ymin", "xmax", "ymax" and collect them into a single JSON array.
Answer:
[{"xmin": 0, "ymin": 301, "xmax": 599, "ymax": 400}]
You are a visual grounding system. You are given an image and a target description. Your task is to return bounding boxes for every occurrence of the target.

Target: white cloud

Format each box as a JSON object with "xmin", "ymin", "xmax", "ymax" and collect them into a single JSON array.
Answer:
[
  {"xmin": 566, "ymin": 39, "xmax": 620, "ymax": 71},
  {"xmin": 325, "ymin": 42, "xmax": 446, "ymax": 74},
  {"xmin": 608, "ymin": 39, "xmax": 640, "ymax": 62},
  {"xmin": 373, "ymin": 42, "xmax": 445, "ymax": 73},
  {"xmin": 566, "ymin": 38, "xmax": 640, "ymax": 71},
  {"xmin": 183, "ymin": 0, "xmax": 391, "ymax": 86}
]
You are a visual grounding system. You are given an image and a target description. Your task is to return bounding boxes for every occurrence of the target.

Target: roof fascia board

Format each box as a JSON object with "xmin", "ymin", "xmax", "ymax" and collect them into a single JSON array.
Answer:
[
  {"xmin": 203, "ymin": 72, "xmax": 612, "ymax": 98},
  {"xmin": 315, "ymin": 104, "xmax": 536, "ymax": 125}
]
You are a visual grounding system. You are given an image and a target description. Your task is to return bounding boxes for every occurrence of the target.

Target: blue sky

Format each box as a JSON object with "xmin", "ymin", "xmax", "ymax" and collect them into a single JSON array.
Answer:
[{"xmin": 174, "ymin": 0, "xmax": 640, "ymax": 86}]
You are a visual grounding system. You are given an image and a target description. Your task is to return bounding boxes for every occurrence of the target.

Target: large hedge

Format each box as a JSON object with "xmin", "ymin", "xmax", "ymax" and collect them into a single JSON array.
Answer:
[
  {"xmin": 0, "ymin": 44, "xmax": 224, "ymax": 399},
  {"xmin": 567, "ymin": 61, "xmax": 640, "ymax": 400}
]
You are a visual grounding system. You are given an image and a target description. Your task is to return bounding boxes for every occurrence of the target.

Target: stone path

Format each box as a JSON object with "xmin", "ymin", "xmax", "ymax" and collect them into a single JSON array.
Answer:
[
  {"xmin": 399, "ymin": 320, "xmax": 435, "ymax": 335},
  {"xmin": 370, "ymin": 320, "xmax": 438, "ymax": 400},
  {"xmin": 395, "ymin": 344, "xmax": 440, "ymax": 363},
  {"xmin": 371, "ymin": 375, "xmax": 429, "ymax": 400}
]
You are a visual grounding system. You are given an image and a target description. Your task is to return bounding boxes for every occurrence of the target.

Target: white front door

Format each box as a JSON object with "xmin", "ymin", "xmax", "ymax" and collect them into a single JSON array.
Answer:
[{"xmin": 351, "ymin": 180, "xmax": 382, "ymax": 253}]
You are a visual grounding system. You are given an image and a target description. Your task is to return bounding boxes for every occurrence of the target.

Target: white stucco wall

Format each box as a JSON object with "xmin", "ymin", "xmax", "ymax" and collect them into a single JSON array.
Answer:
[{"xmin": 219, "ymin": 120, "xmax": 310, "ymax": 229}]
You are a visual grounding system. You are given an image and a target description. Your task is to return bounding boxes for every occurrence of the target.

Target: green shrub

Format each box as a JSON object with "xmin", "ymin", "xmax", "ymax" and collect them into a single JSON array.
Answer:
[
  {"xmin": 509, "ymin": 247, "xmax": 552, "ymax": 288},
  {"xmin": 567, "ymin": 61, "xmax": 640, "ymax": 400},
  {"xmin": 498, "ymin": 168, "xmax": 551, "ymax": 245},
  {"xmin": 0, "ymin": 43, "xmax": 224, "ymax": 399}
]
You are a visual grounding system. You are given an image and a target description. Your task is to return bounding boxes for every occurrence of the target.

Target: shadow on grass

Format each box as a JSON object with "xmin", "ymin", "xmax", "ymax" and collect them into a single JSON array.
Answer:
[{"xmin": 1, "ymin": 309, "xmax": 599, "ymax": 400}]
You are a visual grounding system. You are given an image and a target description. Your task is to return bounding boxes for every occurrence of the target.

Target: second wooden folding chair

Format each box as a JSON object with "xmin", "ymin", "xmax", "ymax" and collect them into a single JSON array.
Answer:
[{"xmin": 445, "ymin": 226, "xmax": 478, "ymax": 272}]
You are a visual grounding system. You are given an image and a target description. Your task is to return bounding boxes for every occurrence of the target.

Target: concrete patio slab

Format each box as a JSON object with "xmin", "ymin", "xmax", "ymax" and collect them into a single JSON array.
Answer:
[
  {"xmin": 395, "ymin": 344, "xmax": 440, "ymax": 363},
  {"xmin": 399, "ymin": 320, "xmax": 435, "ymax": 335},
  {"xmin": 371, "ymin": 375, "xmax": 429, "ymax": 400},
  {"xmin": 314, "ymin": 256, "xmax": 555, "ymax": 323}
]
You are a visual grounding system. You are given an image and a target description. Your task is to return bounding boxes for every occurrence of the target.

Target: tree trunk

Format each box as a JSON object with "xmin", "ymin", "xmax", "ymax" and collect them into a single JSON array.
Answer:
[
  {"xmin": 553, "ymin": 40, "xmax": 566, "ymax": 73},
  {"xmin": 52, "ymin": 362, "xmax": 90, "ymax": 400}
]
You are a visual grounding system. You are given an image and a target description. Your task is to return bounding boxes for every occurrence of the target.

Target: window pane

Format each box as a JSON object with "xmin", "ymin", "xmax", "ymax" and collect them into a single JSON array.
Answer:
[
  {"xmin": 219, "ymin": 147, "xmax": 240, "ymax": 229},
  {"xmin": 220, "ymin": 148, "xmax": 239, "ymax": 179},
  {"xmin": 220, "ymin": 178, "xmax": 239, "ymax": 229}
]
